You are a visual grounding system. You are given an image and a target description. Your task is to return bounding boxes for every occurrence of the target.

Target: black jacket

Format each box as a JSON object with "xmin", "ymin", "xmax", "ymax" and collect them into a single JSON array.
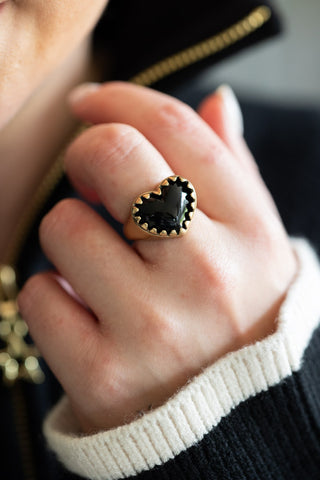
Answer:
[{"xmin": 2, "ymin": 1, "xmax": 320, "ymax": 479}]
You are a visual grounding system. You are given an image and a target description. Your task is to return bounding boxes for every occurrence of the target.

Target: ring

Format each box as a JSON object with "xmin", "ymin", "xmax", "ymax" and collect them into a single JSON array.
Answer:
[{"xmin": 124, "ymin": 175, "xmax": 197, "ymax": 240}]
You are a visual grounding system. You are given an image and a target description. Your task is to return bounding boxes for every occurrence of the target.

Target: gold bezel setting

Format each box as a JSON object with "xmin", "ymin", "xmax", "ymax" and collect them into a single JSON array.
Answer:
[{"xmin": 131, "ymin": 176, "xmax": 197, "ymax": 238}]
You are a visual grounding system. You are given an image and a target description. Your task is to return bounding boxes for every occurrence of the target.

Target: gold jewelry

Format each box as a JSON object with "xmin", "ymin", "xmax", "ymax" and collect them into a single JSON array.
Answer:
[
  {"xmin": 0, "ymin": 265, "xmax": 44, "ymax": 384},
  {"xmin": 124, "ymin": 176, "xmax": 197, "ymax": 240}
]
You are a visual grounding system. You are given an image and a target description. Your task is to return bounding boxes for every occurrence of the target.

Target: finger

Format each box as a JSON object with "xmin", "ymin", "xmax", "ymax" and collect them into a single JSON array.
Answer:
[
  {"xmin": 68, "ymin": 82, "xmax": 267, "ymax": 223},
  {"xmin": 198, "ymin": 86, "xmax": 281, "ymax": 217},
  {"xmin": 134, "ymin": 207, "xmax": 215, "ymax": 266},
  {"xmin": 65, "ymin": 123, "xmax": 173, "ymax": 224},
  {"xmin": 197, "ymin": 85, "xmax": 258, "ymax": 171},
  {"xmin": 39, "ymin": 198, "xmax": 145, "ymax": 321},
  {"xmin": 18, "ymin": 272, "xmax": 99, "ymax": 392}
]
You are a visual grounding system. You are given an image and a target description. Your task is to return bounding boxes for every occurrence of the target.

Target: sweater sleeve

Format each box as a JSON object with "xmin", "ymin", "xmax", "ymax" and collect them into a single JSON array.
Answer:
[{"xmin": 43, "ymin": 238, "xmax": 320, "ymax": 480}]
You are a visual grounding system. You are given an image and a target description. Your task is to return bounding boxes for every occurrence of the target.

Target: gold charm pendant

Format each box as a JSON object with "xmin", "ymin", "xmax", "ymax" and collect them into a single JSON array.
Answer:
[{"xmin": 0, "ymin": 265, "xmax": 44, "ymax": 385}]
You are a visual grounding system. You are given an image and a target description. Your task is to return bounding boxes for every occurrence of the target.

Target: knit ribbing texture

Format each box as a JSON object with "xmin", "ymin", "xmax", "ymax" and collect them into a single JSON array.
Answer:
[{"xmin": 44, "ymin": 239, "xmax": 320, "ymax": 479}]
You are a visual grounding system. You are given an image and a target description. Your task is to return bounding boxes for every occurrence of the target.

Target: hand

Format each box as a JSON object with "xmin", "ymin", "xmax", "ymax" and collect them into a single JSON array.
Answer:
[{"xmin": 18, "ymin": 82, "xmax": 297, "ymax": 433}]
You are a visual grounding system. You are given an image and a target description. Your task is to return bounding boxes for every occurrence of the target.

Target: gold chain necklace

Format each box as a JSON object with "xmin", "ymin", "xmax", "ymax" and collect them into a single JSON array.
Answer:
[{"xmin": 0, "ymin": 5, "xmax": 271, "ymax": 386}]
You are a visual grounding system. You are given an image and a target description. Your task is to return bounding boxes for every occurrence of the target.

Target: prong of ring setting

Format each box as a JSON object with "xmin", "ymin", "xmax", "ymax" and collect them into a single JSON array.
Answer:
[{"xmin": 168, "ymin": 175, "xmax": 177, "ymax": 182}]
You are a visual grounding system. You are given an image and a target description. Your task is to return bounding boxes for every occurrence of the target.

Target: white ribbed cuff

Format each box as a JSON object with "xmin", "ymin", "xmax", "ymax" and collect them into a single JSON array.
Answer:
[{"xmin": 44, "ymin": 239, "xmax": 320, "ymax": 480}]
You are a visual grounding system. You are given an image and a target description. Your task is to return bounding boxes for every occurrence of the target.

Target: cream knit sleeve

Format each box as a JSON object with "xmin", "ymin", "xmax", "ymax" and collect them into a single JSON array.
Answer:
[{"xmin": 44, "ymin": 238, "xmax": 320, "ymax": 480}]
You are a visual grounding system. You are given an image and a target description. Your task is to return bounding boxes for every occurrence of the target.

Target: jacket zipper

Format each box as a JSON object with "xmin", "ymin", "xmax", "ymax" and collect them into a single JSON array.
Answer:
[
  {"xmin": 0, "ymin": 6, "xmax": 271, "ymax": 479},
  {"xmin": 130, "ymin": 6, "xmax": 271, "ymax": 86}
]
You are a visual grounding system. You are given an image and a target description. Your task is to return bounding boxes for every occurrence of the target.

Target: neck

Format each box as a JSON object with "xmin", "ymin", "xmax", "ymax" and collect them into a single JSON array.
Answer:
[{"xmin": 0, "ymin": 37, "xmax": 99, "ymax": 264}]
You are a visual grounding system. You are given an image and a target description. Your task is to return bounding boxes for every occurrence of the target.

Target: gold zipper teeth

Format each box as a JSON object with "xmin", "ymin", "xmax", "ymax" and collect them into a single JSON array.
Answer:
[
  {"xmin": 4, "ymin": 5, "xmax": 271, "ymax": 269},
  {"xmin": 130, "ymin": 6, "xmax": 271, "ymax": 87}
]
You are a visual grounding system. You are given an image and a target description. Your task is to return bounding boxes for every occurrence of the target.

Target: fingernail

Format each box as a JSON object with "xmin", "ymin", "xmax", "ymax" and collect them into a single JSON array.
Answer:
[
  {"xmin": 215, "ymin": 84, "xmax": 244, "ymax": 135},
  {"xmin": 68, "ymin": 82, "xmax": 101, "ymax": 105}
]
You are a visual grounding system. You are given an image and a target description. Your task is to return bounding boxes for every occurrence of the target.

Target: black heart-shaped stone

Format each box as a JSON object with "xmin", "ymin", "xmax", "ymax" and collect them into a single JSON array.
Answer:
[{"xmin": 132, "ymin": 176, "xmax": 196, "ymax": 236}]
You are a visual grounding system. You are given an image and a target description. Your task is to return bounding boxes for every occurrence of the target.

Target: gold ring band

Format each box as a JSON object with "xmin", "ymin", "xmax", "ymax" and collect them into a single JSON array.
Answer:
[{"xmin": 123, "ymin": 176, "xmax": 197, "ymax": 240}]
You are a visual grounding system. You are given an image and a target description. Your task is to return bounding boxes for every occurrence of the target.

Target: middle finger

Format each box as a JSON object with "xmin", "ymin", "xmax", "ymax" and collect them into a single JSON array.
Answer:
[{"xmin": 65, "ymin": 123, "xmax": 173, "ymax": 225}]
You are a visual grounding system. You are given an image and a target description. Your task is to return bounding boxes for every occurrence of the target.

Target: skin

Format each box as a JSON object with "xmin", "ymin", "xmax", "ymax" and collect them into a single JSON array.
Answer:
[
  {"xmin": 0, "ymin": 0, "xmax": 108, "ymax": 259},
  {"xmin": 1, "ymin": 2, "xmax": 297, "ymax": 433},
  {"xmin": 0, "ymin": 0, "xmax": 107, "ymax": 128}
]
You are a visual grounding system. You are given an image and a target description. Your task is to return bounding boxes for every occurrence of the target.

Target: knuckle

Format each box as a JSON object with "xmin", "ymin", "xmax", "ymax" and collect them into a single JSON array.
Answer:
[
  {"xmin": 196, "ymin": 254, "xmax": 220, "ymax": 289},
  {"xmin": 39, "ymin": 198, "xmax": 83, "ymax": 242},
  {"xmin": 190, "ymin": 246, "xmax": 235, "ymax": 298},
  {"xmin": 137, "ymin": 304, "xmax": 188, "ymax": 365},
  {"xmin": 150, "ymin": 100, "xmax": 197, "ymax": 134},
  {"xmin": 200, "ymin": 141, "xmax": 229, "ymax": 167},
  {"xmin": 127, "ymin": 283, "xmax": 174, "ymax": 346},
  {"xmin": 23, "ymin": 272, "xmax": 43, "ymax": 291},
  {"xmin": 147, "ymin": 313, "xmax": 172, "ymax": 340},
  {"xmin": 239, "ymin": 209, "xmax": 289, "ymax": 273},
  {"xmin": 20, "ymin": 273, "xmax": 43, "ymax": 300},
  {"xmin": 18, "ymin": 273, "xmax": 46, "ymax": 318},
  {"xmin": 65, "ymin": 123, "xmax": 143, "ymax": 174},
  {"xmin": 64, "ymin": 127, "xmax": 97, "ymax": 169},
  {"xmin": 86, "ymin": 123, "xmax": 143, "ymax": 172},
  {"xmin": 86, "ymin": 352, "xmax": 122, "ymax": 406},
  {"xmin": 97, "ymin": 123, "xmax": 137, "ymax": 148},
  {"xmin": 139, "ymin": 303, "xmax": 177, "ymax": 347},
  {"xmin": 245, "ymin": 211, "xmax": 277, "ymax": 251}
]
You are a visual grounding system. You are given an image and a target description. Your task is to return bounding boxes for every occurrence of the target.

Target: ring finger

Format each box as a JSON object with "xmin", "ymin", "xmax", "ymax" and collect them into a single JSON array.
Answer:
[
  {"xmin": 65, "ymin": 122, "xmax": 217, "ymax": 263},
  {"xmin": 65, "ymin": 123, "xmax": 174, "ymax": 225}
]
